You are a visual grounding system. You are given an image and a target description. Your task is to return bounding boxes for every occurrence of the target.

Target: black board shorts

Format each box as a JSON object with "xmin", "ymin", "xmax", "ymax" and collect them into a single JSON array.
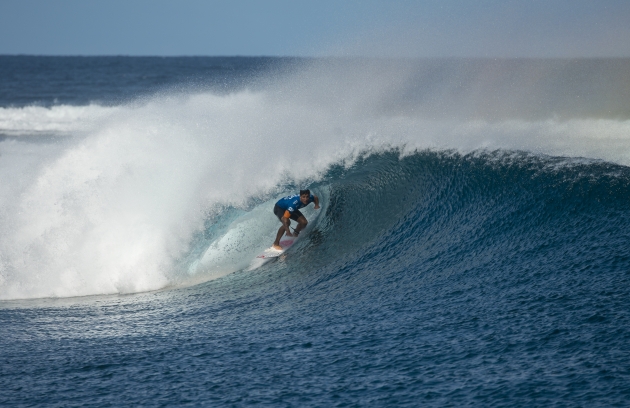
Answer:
[{"xmin": 274, "ymin": 204, "xmax": 303, "ymax": 221}]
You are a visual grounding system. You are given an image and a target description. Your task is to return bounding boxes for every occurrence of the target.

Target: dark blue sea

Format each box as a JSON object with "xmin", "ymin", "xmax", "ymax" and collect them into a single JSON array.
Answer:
[{"xmin": 1, "ymin": 56, "xmax": 630, "ymax": 406}]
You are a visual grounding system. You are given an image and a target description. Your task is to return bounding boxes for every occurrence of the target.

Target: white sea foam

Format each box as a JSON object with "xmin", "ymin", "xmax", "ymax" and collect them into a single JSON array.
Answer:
[
  {"xmin": 0, "ymin": 104, "xmax": 120, "ymax": 136},
  {"xmin": 2, "ymin": 68, "xmax": 630, "ymax": 300}
]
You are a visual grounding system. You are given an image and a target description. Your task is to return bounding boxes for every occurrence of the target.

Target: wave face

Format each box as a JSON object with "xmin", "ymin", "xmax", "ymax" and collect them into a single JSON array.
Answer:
[
  {"xmin": 2, "ymin": 57, "xmax": 630, "ymax": 405},
  {"xmin": 304, "ymin": 150, "xmax": 630, "ymax": 299},
  {"xmin": 284, "ymin": 150, "xmax": 630, "ymax": 326}
]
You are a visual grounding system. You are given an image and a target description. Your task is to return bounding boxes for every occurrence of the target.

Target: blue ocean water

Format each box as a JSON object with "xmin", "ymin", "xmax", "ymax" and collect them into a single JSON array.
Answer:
[{"xmin": 1, "ymin": 56, "xmax": 630, "ymax": 406}]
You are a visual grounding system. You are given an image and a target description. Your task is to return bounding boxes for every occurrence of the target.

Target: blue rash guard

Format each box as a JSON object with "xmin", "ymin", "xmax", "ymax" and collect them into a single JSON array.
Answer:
[{"xmin": 275, "ymin": 194, "xmax": 315, "ymax": 214}]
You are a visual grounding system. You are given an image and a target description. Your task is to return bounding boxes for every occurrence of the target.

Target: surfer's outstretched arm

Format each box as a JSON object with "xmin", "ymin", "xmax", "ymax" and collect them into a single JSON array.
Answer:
[{"xmin": 313, "ymin": 195, "xmax": 320, "ymax": 209}]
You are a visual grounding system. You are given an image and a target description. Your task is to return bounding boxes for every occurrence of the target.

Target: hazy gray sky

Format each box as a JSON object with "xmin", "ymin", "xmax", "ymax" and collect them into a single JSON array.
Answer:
[{"xmin": 1, "ymin": 0, "xmax": 629, "ymax": 57}]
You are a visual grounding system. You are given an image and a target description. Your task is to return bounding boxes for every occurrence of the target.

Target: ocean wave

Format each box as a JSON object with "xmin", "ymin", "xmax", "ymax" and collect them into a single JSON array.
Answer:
[{"xmin": 1, "ymin": 82, "xmax": 630, "ymax": 299}]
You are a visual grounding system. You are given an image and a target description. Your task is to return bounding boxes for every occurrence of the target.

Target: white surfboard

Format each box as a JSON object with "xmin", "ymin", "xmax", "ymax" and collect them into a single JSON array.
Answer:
[
  {"xmin": 260, "ymin": 236, "xmax": 297, "ymax": 258},
  {"xmin": 247, "ymin": 234, "xmax": 299, "ymax": 270}
]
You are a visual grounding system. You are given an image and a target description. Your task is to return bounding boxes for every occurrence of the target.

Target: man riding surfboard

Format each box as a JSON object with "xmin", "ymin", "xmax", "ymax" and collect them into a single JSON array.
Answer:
[{"xmin": 272, "ymin": 189, "xmax": 320, "ymax": 250}]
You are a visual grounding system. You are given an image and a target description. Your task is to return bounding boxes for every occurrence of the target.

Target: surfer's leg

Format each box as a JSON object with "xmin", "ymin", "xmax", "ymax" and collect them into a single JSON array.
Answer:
[
  {"xmin": 272, "ymin": 226, "xmax": 285, "ymax": 250},
  {"xmin": 294, "ymin": 216, "xmax": 308, "ymax": 235},
  {"xmin": 273, "ymin": 218, "xmax": 292, "ymax": 249}
]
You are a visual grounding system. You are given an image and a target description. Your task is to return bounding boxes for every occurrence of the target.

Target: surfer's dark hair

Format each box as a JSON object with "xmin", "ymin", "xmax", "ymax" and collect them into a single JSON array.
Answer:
[{"xmin": 299, "ymin": 189, "xmax": 310, "ymax": 196}]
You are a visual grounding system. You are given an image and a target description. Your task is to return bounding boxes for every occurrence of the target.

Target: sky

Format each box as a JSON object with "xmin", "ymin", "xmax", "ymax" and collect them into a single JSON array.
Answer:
[{"xmin": 1, "ymin": 0, "xmax": 629, "ymax": 57}]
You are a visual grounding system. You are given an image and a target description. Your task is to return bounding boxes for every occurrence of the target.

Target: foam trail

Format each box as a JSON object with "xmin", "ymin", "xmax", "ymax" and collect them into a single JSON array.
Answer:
[{"xmin": 2, "ymin": 62, "xmax": 630, "ymax": 300}]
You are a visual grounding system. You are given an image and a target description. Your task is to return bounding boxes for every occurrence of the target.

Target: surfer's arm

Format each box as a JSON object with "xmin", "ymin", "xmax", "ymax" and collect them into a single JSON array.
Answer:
[{"xmin": 313, "ymin": 195, "xmax": 320, "ymax": 209}]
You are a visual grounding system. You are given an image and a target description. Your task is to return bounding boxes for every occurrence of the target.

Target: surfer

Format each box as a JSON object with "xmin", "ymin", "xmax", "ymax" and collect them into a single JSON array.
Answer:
[{"xmin": 272, "ymin": 189, "xmax": 320, "ymax": 250}]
